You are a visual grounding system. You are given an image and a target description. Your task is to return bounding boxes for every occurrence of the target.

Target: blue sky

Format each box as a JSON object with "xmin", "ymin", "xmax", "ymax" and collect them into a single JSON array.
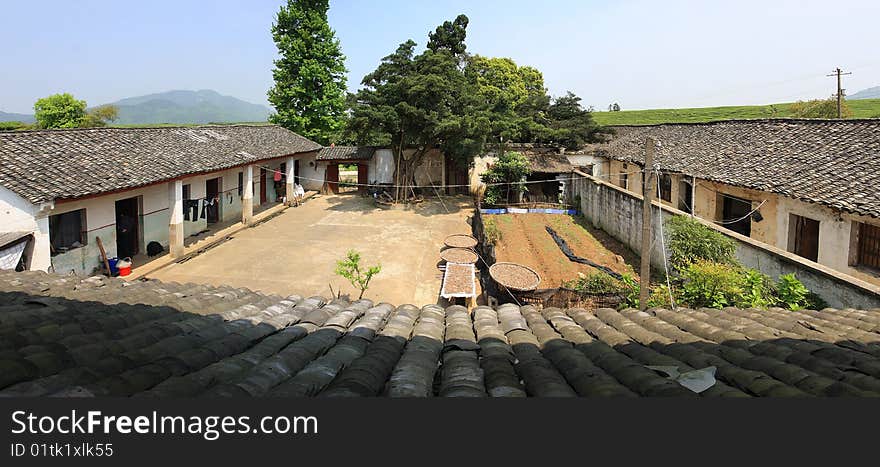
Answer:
[{"xmin": 2, "ymin": 0, "xmax": 879, "ymax": 114}]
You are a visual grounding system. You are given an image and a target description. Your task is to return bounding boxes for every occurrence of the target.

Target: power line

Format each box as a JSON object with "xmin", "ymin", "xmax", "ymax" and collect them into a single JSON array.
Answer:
[{"xmin": 827, "ymin": 67, "xmax": 852, "ymax": 119}]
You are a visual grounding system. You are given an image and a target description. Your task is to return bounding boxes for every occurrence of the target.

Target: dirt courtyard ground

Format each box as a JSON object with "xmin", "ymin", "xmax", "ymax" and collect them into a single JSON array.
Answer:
[
  {"xmin": 148, "ymin": 194, "xmax": 475, "ymax": 306},
  {"xmin": 491, "ymin": 213, "xmax": 639, "ymax": 288}
]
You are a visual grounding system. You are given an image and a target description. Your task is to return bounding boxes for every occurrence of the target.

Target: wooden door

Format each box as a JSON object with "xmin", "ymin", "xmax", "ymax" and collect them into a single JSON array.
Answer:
[
  {"xmin": 259, "ymin": 168, "xmax": 267, "ymax": 204},
  {"xmin": 326, "ymin": 164, "xmax": 339, "ymax": 194},
  {"xmin": 357, "ymin": 164, "xmax": 368, "ymax": 195},
  {"xmin": 857, "ymin": 223, "xmax": 880, "ymax": 270},
  {"xmin": 790, "ymin": 214, "xmax": 820, "ymax": 262},
  {"xmin": 294, "ymin": 160, "xmax": 300, "ymax": 185}
]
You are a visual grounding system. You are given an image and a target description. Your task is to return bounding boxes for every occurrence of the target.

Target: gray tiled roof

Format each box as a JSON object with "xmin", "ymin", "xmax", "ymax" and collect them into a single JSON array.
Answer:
[
  {"xmin": 0, "ymin": 125, "xmax": 321, "ymax": 204},
  {"xmin": 3, "ymin": 269, "xmax": 880, "ymax": 397},
  {"xmin": 316, "ymin": 146, "xmax": 375, "ymax": 161},
  {"xmin": 592, "ymin": 119, "xmax": 880, "ymax": 219},
  {"xmin": 527, "ymin": 153, "xmax": 573, "ymax": 174}
]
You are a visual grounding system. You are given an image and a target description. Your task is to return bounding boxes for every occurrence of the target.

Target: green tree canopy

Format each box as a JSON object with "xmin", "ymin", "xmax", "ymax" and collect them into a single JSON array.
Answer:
[
  {"xmin": 347, "ymin": 14, "xmax": 489, "ymax": 198},
  {"xmin": 34, "ymin": 93, "xmax": 87, "ymax": 129},
  {"xmin": 82, "ymin": 104, "xmax": 119, "ymax": 128},
  {"xmin": 790, "ymin": 97, "xmax": 851, "ymax": 119},
  {"xmin": 543, "ymin": 92, "xmax": 608, "ymax": 149},
  {"xmin": 268, "ymin": 0, "xmax": 348, "ymax": 145}
]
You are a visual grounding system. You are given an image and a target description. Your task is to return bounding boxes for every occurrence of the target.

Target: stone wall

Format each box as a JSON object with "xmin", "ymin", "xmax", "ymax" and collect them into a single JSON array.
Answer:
[{"xmin": 568, "ymin": 170, "xmax": 880, "ymax": 309}]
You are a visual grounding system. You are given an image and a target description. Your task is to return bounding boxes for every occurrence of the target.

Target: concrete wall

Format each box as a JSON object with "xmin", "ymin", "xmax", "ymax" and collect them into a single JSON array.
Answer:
[
  {"xmin": 568, "ymin": 170, "xmax": 880, "ymax": 309},
  {"xmin": 598, "ymin": 156, "xmax": 880, "ymax": 289}
]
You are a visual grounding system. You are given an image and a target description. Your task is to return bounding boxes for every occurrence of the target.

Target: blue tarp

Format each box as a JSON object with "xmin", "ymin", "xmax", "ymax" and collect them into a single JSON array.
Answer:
[{"xmin": 480, "ymin": 208, "xmax": 578, "ymax": 215}]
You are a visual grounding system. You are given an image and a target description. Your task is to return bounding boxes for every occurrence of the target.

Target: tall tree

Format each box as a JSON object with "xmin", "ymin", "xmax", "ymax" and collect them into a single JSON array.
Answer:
[
  {"xmin": 348, "ymin": 14, "xmax": 488, "ymax": 200},
  {"xmin": 543, "ymin": 92, "xmax": 608, "ymax": 150},
  {"xmin": 33, "ymin": 93, "xmax": 86, "ymax": 129},
  {"xmin": 268, "ymin": 0, "xmax": 348, "ymax": 144}
]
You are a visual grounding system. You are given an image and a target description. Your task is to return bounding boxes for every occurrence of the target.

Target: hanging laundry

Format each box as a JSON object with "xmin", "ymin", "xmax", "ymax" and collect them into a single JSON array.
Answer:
[
  {"xmin": 183, "ymin": 199, "xmax": 200, "ymax": 221},
  {"xmin": 273, "ymin": 170, "xmax": 282, "ymax": 182}
]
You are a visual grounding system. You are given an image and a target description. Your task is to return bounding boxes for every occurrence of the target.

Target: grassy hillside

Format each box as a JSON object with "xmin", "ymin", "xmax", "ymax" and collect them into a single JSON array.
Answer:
[{"xmin": 592, "ymin": 98, "xmax": 880, "ymax": 126}]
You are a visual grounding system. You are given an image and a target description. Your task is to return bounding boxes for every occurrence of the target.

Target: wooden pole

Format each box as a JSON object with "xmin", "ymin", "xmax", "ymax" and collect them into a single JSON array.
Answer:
[
  {"xmin": 96, "ymin": 236, "xmax": 111, "ymax": 277},
  {"xmin": 639, "ymin": 138, "xmax": 657, "ymax": 311}
]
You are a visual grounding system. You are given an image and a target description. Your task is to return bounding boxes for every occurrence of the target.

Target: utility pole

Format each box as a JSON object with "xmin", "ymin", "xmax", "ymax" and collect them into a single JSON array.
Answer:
[
  {"xmin": 639, "ymin": 138, "xmax": 657, "ymax": 311},
  {"xmin": 827, "ymin": 67, "xmax": 852, "ymax": 119}
]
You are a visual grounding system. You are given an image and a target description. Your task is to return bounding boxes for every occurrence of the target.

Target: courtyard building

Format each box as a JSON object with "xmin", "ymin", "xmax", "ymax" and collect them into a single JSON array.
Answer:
[
  {"xmin": 585, "ymin": 119, "xmax": 880, "ymax": 288},
  {"xmin": 0, "ymin": 125, "xmax": 320, "ymax": 275}
]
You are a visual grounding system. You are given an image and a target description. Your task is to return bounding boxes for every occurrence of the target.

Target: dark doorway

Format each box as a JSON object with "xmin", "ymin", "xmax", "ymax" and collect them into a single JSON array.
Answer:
[
  {"xmin": 115, "ymin": 197, "xmax": 139, "ymax": 259},
  {"xmin": 259, "ymin": 168, "xmax": 267, "ymax": 204},
  {"xmin": 206, "ymin": 177, "xmax": 221, "ymax": 224},
  {"xmin": 788, "ymin": 214, "xmax": 820, "ymax": 262},
  {"xmin": 325, "ymin": 164, "xmax": 339, "ymax": 194},
  {"xmin": 679, "ymin": 180, "xmax": 693, "ymax": 214},
  {"xmin": 445, "ymin": 157, "xmax": 469, "ymax": 195},
  {"xmin": 357, "ymin": 164, "xmax": 368, "ymax": 195},
  {"xmin": 720, "ymin": 194, "xmax": 752, "ymax": 237},
  {"xmin": 294, "ymin": 160, "xmax": 300, "ymax": 185}
]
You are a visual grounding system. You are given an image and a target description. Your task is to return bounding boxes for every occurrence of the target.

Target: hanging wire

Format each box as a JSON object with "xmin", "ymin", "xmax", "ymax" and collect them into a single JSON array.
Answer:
[
  {"xmin": 254, "ymin": 164, "xmax": 646, "ymax": 190},
  {"xmin": 654, "ymin": 168, "xmax": 676, "ymax": 310}
]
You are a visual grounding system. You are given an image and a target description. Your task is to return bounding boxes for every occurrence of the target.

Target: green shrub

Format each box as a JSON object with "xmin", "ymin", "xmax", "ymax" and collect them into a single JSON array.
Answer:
[
  {"xmin": 0, "ymin": 121, "xmax": 26, "ymax": 131},
  {"xmin": 740, "ymin": 269, "xmax": 775, "ymax": 308},
  {"xmin": 618, "ymin": 273, "xmax": 640, "ymax": 309},
  {"xmin": 566, "ymin": 271, "xmax": 620, "ymax": 294},
  {"xmin": 679, "ymin": 260, "xmax": 746, "ymax": 309},
  {"xmin": 483, "ymin": 217, "xmax": 502, "ymax": 245},
  {"xmin": 776, "ymin": 273, "xmax": 810, "ymax": 310},
  {"xmin": 666, "ymin": 216, "xmax": 737, "ymax": 272},
  {"xmin": 647, "ymin": 284, "xmax": 674, "ymax": 308},
  {"xmin": 481, "ymin": 151, "xmax": 531, "ymax": 205}
]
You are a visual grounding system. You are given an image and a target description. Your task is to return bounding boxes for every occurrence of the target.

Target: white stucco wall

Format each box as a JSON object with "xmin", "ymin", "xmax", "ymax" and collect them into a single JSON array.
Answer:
[
  {"xmin": 297, "ymin": 153, "xmax": 326, "ymax": 191},
  {"xmin": 0, "ymin": 186, "xmax": 44, "ymax": 270},
  {"xmin": 372, "ymin": 149, "xmax": 395, "ymax": 184},
  {"xmin": 0, "ymin": 186, "xmax": 38, "ymax": 232}
]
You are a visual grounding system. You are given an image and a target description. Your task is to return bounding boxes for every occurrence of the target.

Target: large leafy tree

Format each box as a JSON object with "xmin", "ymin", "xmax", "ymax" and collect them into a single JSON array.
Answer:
[
  {"xmin": 348, "ymin": 14, "xmax": 488, "ymax": 200},
  {"xmin": 543, "ymin": 92, "xmax": 608, "ymax": 149},
  {"xmin": 465, "ymin": 56, "xmax": 552, "ymax": 149},
  {"xmin": 34, "ymin": 93, "xmax": 87, "ymax": 129},
  {"xmin": 268, "ymin": 0, "xmax": 348, "ymax": 144}
]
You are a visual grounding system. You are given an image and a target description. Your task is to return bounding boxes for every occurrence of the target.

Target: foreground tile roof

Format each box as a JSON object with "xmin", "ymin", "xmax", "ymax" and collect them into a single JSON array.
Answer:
[
  {"xmin": 591, "ymin": 119, "xmax": 880, "ymax": 219},
  {"xmin": 0, "ymin": 125, "xmax": 321, "ymax": 204},
  {"xmin": 316, "ymin": 146, "xmax": 375, "ymax": 161},
  {"xmin": 2, "ymin": 270, "xmax": 880, "ymax": 397}
]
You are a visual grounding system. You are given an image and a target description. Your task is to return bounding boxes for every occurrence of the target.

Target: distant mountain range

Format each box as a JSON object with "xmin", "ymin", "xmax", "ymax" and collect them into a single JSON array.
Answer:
[
  {"xmin": 0, "ymin": 111, "xmax": 35, "ymax": 123},
  {"xmin": 848, "ymin": 86, "xmax": 880, "ymax": 100},
  {"xmin": 0, "ymin": 89, "xmax": 271, "ymax": 125}
]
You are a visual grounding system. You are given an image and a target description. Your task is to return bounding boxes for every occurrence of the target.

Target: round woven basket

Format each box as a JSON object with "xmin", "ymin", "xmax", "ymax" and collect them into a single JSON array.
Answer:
[
  {"xmin": 489, "ymin": 262, "xmax": 541, "ymax": 292},
  {"xmin": 440, "ymin": 248, "xmax": 478, "ymax": 264},
  {"xmin": 444, "ymin": 234, "xmax": 478, "ymax": 249}
]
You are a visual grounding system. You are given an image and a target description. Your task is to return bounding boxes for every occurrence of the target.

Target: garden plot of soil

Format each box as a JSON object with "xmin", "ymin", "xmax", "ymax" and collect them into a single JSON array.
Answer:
[{"xmin": 490, "ymin": 214, "xmax": 639, "ymax": 287}]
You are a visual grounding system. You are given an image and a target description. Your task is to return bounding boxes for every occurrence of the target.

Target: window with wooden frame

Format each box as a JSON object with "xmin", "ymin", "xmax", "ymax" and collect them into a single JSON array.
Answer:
[
  {"xmin": 620, "ymin": 164, "xmax": 629, "ymax": 189},
  {"xmin": 49, "ymin": 209, "xmax": 87, "ymax": 256},
  {"xmin": 852, "ymin": 222, "xmax": 880, "ymax": 272},
  {"xmin": 182, "ymin": 184, "xmax": 191, "ymax": 200}
]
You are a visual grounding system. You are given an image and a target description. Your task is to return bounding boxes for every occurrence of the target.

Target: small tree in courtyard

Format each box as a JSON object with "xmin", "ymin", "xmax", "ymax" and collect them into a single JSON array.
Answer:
[
  {"xmin": 335, "ymin": 250, "xmax": 382, "ymax": 299},
  {"xmin": 480, "ymin": 151, "xmax": 531, "ymax": 205}
]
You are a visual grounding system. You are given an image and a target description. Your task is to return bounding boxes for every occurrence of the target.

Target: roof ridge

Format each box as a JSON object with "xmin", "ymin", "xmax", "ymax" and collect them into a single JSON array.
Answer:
[
  {"xmin": 606, "ymin": 117, "xmax": 880, "ymax": 128},
  {"xmin": 0, "ymin": 123, "xmax": 278, "ymax": 135}
]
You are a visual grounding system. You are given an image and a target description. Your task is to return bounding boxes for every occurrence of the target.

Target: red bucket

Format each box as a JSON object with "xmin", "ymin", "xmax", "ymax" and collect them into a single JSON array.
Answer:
[{"xmin": 117, "ymin": 257, "xmax": 132, "ymax": 277}]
